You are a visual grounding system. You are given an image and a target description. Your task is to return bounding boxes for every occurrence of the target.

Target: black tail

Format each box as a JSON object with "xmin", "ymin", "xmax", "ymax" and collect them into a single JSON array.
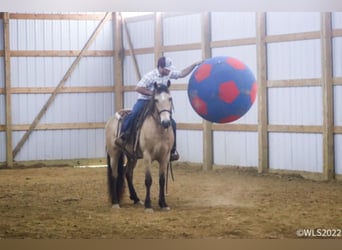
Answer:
[{"xmin": 107, "ymin": 153, "xmax": 125, "ymax": 205}]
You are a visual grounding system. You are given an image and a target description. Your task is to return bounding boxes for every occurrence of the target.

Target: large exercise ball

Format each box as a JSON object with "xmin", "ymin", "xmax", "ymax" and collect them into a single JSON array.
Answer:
[{"xmin": 188, "ymin": 56, "xmax": 257, "ymax": 123}]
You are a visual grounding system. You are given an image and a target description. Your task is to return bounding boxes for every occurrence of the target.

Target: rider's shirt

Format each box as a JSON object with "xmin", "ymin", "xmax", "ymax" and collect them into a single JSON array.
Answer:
[{"xmin": 136, "ymin": 68, "xmax": 181, "ymax": 100}]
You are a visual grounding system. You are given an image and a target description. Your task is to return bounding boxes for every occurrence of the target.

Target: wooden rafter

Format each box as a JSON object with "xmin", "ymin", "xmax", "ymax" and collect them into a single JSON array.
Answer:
[{"xmin": 12, "ymin": 12, "xmax": 112, "ymax": 158}]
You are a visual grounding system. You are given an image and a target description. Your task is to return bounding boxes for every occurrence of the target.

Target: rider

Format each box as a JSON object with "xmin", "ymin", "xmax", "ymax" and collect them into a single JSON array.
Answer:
[{"xmin": 116, "ymin": 56, "xmax": 202, "ymax": 161}]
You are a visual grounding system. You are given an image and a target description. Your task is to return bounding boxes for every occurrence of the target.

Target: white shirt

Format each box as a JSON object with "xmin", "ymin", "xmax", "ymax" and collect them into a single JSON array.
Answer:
[{"xmin": 136, "ymin": 68, "xmax": 181, "ymax": 100}]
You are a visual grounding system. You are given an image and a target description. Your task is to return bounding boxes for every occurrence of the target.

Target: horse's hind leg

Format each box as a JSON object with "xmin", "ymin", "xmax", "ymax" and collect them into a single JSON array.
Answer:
[
  {"xmin": 107, "ymin": 152, "xmax": 125, "ymax": 208},
  {"xmin": 125, "ymin": 158, "xmax": 141, "ymax": 205}
]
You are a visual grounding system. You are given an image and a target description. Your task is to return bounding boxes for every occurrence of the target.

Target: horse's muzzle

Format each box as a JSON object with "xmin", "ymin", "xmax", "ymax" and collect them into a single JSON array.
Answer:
[{"xmin": 161, "ymin": 120, "xmax": 171, "ymax": 129}]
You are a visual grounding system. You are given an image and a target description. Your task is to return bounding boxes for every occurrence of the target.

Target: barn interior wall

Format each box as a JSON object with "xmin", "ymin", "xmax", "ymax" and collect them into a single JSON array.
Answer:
[{"xmin": 1, "ymin": 12, "xmax": 342, "ymax": 180}]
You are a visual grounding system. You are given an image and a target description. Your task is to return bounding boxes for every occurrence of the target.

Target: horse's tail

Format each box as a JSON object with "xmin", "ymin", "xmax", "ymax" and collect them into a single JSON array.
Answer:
[{"xmin": 107, "ymin": 153, "xmax": 126, "ymax": 204}]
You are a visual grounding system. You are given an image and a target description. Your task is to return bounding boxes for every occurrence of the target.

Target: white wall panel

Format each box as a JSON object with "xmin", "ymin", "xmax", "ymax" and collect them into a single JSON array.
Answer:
[
  {"xmin": 332, "ymin": 12, "xmax": 342, "ymax": 29},
  {"xmin": 163, "ymin": 13, "xmax": 201, "ymax": 46},
  {"xmin": 269, "ymin": 133, "xmax": 323, "ymax": 173},
  {"xmin": 11, "ymin": 57, "xmax": 113, "ymax": 87},
  {"xmin": 335, "ymin": 135, "xmax": 342, "ymax": 175},
  {"xmin": 266, "ymin": 12, "xmax": 320, "ymax": 35},
  {"xmin": 123, "ymin": 54, "xmax": 154, "ymax": 85},
  {"xmin": 123, "ymin": 19, "xmax": 154, "ymax": 49},
  {"xmin": 211, "ymin": 12, "xmax": 256, "ymax": 41},
  {"xmin": 332, "ymin": 37, "xmax": 342, "ymax": 77},
  {"xmin": 214, "ymin": 131, "xmax": 258, "ymax": 167},
  {"xmin": 267, "ymin": 40, "xmax": 321, "ymax": 80},
  {"xmin": 0, "ymin": 19, "xmax": 3, "ymax": 49},
  {"xmin": 13, "ymin": 129, "xmax": 105, "ymax": 161},
  {"xmin": 10, "ymin": 19, "xmax": 112, "ymax": 51},
  {"xmin": 172, "ymin": 90, "xmax": 202, "ymax": 124},
  {"xmin": 268, "ymin": 87, "xmax": 322, "ymax": 125},
  {"xmin": 0, "ymin": 95, "xmax": 4, "ymax": 124},
  {"xmin": 0, "ymin": 132, "xmax": 5, "ymax": 162},
  {"xmin": 11, "ymin": 93, "xmax": 114, "ymax": 124},
  {"xmin": 177, "ymin": 130, "xmax": 202, "ymax": 163},
  {"xmin": 334, "ymin": 86, "xmax": 342, "ymax": 126},
  {"xmin": 0, "ymin": 57, "xmax": 4, "ymax": 88}
]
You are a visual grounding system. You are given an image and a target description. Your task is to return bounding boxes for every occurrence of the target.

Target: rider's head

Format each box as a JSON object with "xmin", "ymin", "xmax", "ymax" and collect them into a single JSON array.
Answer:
[{"xmin": 157, "ymin": 56, "xmax": 174, "ymax": 76}]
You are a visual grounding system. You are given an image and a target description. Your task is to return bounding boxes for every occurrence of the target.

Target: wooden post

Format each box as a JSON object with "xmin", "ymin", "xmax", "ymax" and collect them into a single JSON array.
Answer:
[
  {"xmin": 4, "ymin": 12, "xmax": 13, "ymax": 167},
  {"xmin": 154, "ymin": 12, "xmax": 163, "ymax": 64},
  {"xmin": 12, "ymin": 12, "xmax": 112, "ymax": 158},
  {"xmin": 321, "ymin": 12, "xmax": 334, "ymax": 180},
  {"xmin": 113, "ymin": 12, "xmax": 124, "ymax": 111},
  {"xmin": 201, "ymin": 12, "xmax": 213, "ymax": 171},
  {"xmin": 256, "ymin": 12, "xmax": 269, "ymax": 173}
]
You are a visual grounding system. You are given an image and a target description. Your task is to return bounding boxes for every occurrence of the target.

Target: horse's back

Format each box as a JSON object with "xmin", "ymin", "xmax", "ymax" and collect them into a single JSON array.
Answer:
[{"xmin": 105, "ymin": 110, "xmax": 131, "ymax": 149}]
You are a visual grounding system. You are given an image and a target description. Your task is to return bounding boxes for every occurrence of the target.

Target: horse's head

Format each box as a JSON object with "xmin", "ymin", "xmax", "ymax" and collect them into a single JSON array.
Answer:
[{"xmin": 153, "ymin": 81, "xmax": 173, "ymax": 129}]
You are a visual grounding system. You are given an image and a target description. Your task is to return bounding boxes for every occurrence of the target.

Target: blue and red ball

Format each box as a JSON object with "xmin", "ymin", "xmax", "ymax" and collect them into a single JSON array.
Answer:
[{"xmin": 188, "ymin": 56, "xmax": 257, "ymax": 123}]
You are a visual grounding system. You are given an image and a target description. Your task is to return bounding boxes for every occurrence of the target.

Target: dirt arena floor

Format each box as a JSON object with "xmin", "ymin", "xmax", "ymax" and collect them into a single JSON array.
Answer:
[{"xmin": 0, "ymin": 162, "xmax": 342, "ymax": 239}]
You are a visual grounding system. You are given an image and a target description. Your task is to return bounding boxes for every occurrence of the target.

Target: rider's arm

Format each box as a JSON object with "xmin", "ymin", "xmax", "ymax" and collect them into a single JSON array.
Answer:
[
  {"xmin": 135, "ymin": 86, "xmax": 153, "ymax": 96},
  {"xmin": 178, "ymin": 60, "xmax": 203, "ymax": 78}
]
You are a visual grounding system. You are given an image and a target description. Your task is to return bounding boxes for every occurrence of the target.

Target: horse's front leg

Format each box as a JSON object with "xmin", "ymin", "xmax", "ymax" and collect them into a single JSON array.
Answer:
[
  {"xmin": 143, "ymin": 155, "xmax": 153, "ymax": 212},
  {"xmin": 158, "ymin": 161, "xmax": 170, "ymax": 210}
]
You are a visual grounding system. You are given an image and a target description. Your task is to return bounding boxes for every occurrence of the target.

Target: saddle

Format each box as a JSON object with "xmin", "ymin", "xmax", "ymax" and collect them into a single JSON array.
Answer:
[{"xmin": 115, "ymin": 102, "xmax": 153, "ymax": 160}]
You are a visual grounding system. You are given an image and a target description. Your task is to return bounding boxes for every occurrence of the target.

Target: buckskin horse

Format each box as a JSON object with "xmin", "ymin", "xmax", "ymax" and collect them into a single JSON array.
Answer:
[{"xmin": 105, "ymin": 82, "xmax": 174, "ymax": 212}]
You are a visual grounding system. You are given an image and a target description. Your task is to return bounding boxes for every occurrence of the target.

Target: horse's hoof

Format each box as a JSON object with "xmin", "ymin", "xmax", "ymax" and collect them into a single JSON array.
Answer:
[
  {"xmin": 135, "ymin": 200, "xmax": 144, "ymax": 206},
  {"xmin": 144, "ymin": 208, "xmax": 154, "ymax": 213},
  {"xmin": 161, "ymin": 206, "xmax": 170, "ymax": 211},
  {"xmin": 112, "ymin": 204, "xmax": 120, "ymax": 209}
]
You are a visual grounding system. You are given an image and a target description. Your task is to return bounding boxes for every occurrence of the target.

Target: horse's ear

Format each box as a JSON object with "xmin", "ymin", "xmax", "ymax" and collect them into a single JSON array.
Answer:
[{"xmin": 167, "ymin": 80, "xmax": 171, "ymax": 88}]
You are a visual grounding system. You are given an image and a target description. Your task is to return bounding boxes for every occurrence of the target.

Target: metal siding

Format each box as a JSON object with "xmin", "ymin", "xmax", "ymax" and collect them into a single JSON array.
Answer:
[
  {"xmin": 177, "ymin": 130, "xmax": 202, "ymax": 163},
  {"xmin": 0, "ymin": 132, "xmax": 5, "ymax": 162},
  {"xmin": 268, "ymin": 87, "xmax": 322, "ymax": 125},
  {"xmin": 335, "ymin": 86, "xmax": 342, "ymax": 126},
  {"xmin": 332, "ymin": 12, "xmax": 342, "ymax": 29},
  {"xmin": 10, "ymin": 18, "xmax": 112, "ymax": 51},
  {"xmin": 333, "ymin": 37, "xmax": 342, "ymax": 77},
  {"xmin": 214, "ymin": 131, "xmax": 258, "ymax": 167},
  {"xmin": 266, "ymin": 12, "xmax": 320, "ymax": 35},
  {"xmin": 163, "ymin": 13, "xmax": 201, "ymax": 46},
  {"xmin": 269, "ymin": 133, "xmax": 323, "ymax": 173},
  {"xmin": 335, "ymin": 135, "xmax": 342, "ymax": 174},
  {"xmin": 123, "ymin": 19, "xmax": 154, "ymax": 49},
  {"xmin": 172, "ymin": 90, "xmax": 202, "ymax": 124},
  {"xmin": 0, "ymin": 19, "xmax": 3, "ymax": 49},
  {"xmin": 267, "ymin": 40, "xmax": 321, "ymax": 80},
  {"xmin": 211, "ymin": 12, "xmax": 256, "ymax": 41},
  {"xmin": 13, "ymin": 129, "xmax": 105, "ymax": 161},
  {"xmin": 0, "ymin": 57, "xmax": 4, "ymax": 88},
  {"xmin": 123, "ymin": 53, "xmax": 154, "ymax": 85}
]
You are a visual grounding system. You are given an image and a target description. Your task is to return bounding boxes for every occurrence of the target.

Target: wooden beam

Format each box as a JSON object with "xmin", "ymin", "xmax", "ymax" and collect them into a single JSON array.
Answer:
[
  {"xmin": 113, "ymin": 12, "xmax": 124, "ymax": 111},
  {"xmin": 9, "ymin": 13, "xmax": 108, "ymax": 20},
  {"xmin": 4, "ymin": 12, "xmax": 13, "ymax": 168},
  {"xmin": 12, "ymin": 12, "xmax": 112, "ymax": 158},
  {"xmin": 10, "ymin": 50, "xmax": 113, "ymax": 57},
  {"xmin": 256, "ymin": 12, "xmax": 269, "ymax": 174},
  {"xmin": 154, "ymin": 12, "xmax": 163, "ymax": 64},
  {"xmin": 201, "ymin": 12, "xmax": 213, "ymax": 171},
  {"xmin": 122, "ymin": 16, "xmax": 141, "ymax": 80},
  {"xmin": 10, "ymin": 86, "xmax": 114, "ymax": 94},
  {"xmin": 321, "ymin": 12, "xmax": 334, "ymax": 180}
]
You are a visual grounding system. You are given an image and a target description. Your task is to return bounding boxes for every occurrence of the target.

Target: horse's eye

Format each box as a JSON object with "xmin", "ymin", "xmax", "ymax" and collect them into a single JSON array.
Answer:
[
  {"xmin": 169, "ymin": 97, "xmax": 172, "ymax": 102},
  {"xmin": 154, "ymin": 99, "xmax": 159, "ymax": 103}
]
